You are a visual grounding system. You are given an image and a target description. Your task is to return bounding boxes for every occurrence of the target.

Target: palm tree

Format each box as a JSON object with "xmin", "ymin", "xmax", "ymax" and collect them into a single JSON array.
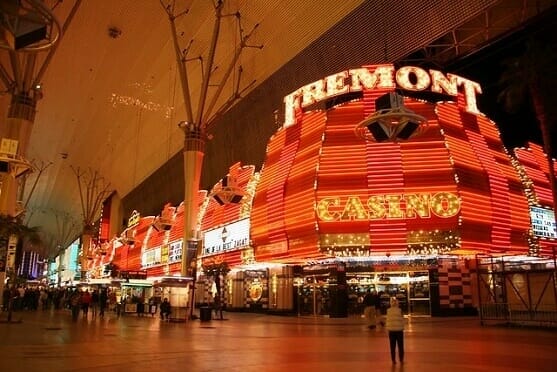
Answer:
[
  {"xmin": 498, "ymin": 38, "xmax": 557, "ymax": 210},
  {"xmin": 0, "ymin": 214, "xmax": 43, "ymax": 274},
  {"xmin": 0, "ymin": 214, "xmax": 42, "ymax": 322}
]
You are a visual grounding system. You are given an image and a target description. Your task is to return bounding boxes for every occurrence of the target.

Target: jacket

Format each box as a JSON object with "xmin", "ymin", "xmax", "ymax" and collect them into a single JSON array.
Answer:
[{"xmin": 385, "ymin": 306, "xmax": 404, "ymax": 331}]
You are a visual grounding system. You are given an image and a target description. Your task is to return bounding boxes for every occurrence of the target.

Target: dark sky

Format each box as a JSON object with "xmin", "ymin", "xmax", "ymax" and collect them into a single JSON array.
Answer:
[{"xmin": 446, "ymin": 7, "xmax": 557, "ymax": 156}]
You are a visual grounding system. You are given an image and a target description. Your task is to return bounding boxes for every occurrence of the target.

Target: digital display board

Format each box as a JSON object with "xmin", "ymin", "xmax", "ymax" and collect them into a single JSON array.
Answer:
[
  {"xmin": 530, "ymin": 206, "xmax": 557, "ymax": 238},
  {"xmin": 202, "ymin": 218, "xmax": 250, "ymax": 256}
]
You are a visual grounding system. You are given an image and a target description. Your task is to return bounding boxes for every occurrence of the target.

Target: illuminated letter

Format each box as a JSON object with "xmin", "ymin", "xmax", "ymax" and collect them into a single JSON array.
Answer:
[
  {"xmin": 349, "ymin": 65, "xmax": 395, "ymax": 91},
  {"xmin": 429, "ymin": 70, "xmax": 458, "ymax": 96},
  {"xmin": 430, "ymin": 192, "xmax": 460, "ymax": 218},
  {"xmin": 396, "ymin": 66, "xmax": 430, "ymax": 91},
  {"xmin": 385, "ymin": 195, "xmax": 405, "ymax": 218},
  {"xmin": 325, "ymin": 71, "xmax": 349, "ymax": 97},
  {"xmin": 301, "ymin": 79, "xmax": 326, "ymax": 108},
  {"xmin": 405, "ymin": 194, "xmax": 431, "ymax": 218},
  {"xmin": 283, "ymin": 89, "xmax": 302, "ymax": 128},
  {"xmin": 316, "ymin": 198, "xmax": 341, "ymax": 221},
  {"xmin": 341, "ymin": 196, "xmax": 368, "ymax": 220},
  {"xmin": 456, "ymin": 76, "xmax": 482, "ymax": 114},
  {"xmin": 368, "ymin": 195, "xmax": 386, "ymax": 219}
]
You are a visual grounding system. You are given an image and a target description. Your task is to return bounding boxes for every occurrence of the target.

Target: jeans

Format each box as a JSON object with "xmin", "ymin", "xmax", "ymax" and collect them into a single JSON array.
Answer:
[{"xmin": 388, "ymin": 331, "xmax": 404, "ymax": 362}]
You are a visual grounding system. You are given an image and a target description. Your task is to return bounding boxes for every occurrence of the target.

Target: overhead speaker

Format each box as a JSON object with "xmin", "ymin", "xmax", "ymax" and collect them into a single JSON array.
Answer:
[
  {"xmin": 396, "ymin": 121, "xmax": 420, "ymax": 140},
  {"xmin": 213, "ymin": 194, "xmax": 226, "ymax": 206},
  {"xmin": 14, "ymin": 22, "xmax": 47, "ymax": 49},
  {"xmin": 366, "ymin": 122, "xmax": 389, "ymax": 142},
  {"xmin": 230, "ymin": 194, "xmax": 243, "ymax": 204},
  {"xmin": 375, "ymin": 92, "xmax": 404, "ymax": 110},
  {"xmin": 0, "ymin": 161, "xmax": 9, "ymax": 173}
]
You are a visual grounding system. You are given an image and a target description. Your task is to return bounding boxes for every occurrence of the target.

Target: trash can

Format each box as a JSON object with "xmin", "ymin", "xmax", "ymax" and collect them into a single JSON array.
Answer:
[{"xmin": 200, "ymin": 306, "xmax": 212, "ymax": 322}]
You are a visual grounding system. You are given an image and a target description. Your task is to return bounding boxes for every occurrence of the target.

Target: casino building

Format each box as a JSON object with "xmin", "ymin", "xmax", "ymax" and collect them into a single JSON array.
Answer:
[{"xmin": 80, "ymin": 64, "xmax": 556, "ymax": 318}]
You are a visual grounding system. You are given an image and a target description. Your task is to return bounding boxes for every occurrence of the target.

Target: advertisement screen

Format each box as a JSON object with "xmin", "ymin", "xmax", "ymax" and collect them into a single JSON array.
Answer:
[{"xmin": 530, "ymin": 206, "xmax": 557, "ymax": 238}]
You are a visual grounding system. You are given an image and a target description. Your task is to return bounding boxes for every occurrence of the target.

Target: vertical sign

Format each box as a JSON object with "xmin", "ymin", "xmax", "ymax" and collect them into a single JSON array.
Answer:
[
  {"xmin": 0, "ymin": 138, "xmax": 18, "ymax": 156},
  {"xmin": 6, "ymin": 234, "xmax": 17, "ymax": 271}
]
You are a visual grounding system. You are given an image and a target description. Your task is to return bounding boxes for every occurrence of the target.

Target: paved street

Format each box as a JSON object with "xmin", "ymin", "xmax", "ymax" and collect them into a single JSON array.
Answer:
[{"xmin": 1, "ymin": 309, "xmax": 556, "ymax": 372}]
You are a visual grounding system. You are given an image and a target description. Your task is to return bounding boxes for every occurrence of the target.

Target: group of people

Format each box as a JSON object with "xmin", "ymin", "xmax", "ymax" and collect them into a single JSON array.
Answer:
[
  {"xmin": 2, "ymin": 286, "xmax": 56, "ymax": 311},
  {"xmin": 68, "ymin": 288, "xmax": 109, "ymax": 321},
  {"xmin": 363, "ymin": 290, "xmax": 405, "ymax": 364}
]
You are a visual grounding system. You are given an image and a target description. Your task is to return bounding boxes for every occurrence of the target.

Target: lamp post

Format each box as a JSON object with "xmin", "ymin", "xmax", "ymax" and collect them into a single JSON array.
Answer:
[
  {"xmin": 162, "ymin": 1, "xmax": 261, "ymax": 318},
  {"xmin": 162, "ymin": 1, "xmax": 261, "ymax": 275}
]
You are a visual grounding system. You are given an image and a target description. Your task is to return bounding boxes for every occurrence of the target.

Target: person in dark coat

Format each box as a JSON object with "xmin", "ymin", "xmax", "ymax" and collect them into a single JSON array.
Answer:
[
  {"xmin": 363, "ymin": 290, "xmax": 375, "ymax": 328},
  {"xmin": 99, "ymin": 288, "xmax": 108, "ymax": 318},
  {"xmin": 159, "ymin": 298, "xmax": 171, "ymax": 320}
]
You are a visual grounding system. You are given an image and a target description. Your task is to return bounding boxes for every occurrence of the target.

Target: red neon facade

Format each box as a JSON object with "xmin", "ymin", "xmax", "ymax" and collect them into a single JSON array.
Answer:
[
  {"xmin": 515, "ymin": 143, "xmax": 557, "ymax": 255},
  {"xmin": 251, "ymin": 64, "xmax": 533, "ymax": 261},
  {"xmin": 200, "ymin": 163, "xmax": 257, "ymax": 267},
  {"xmin": 85, "ymin": 64, "xmax": 556, "ymax": 279}
]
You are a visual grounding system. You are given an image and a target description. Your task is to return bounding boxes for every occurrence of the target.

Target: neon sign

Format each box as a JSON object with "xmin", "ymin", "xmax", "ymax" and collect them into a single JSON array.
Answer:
[
  {"xmin": 283, "ymin": 64, "xmax": 482, "ymax": 127},
  {"xmin": 202, "ymin": 218, "xmax": 250, "ymax": 256},
  {"xmin": 316, "ymin": 192, "xmax": 460, "ymax": 221},
  {"xmin": 127, "ymin": 210, "xmax": 141, "ymax": 228}
]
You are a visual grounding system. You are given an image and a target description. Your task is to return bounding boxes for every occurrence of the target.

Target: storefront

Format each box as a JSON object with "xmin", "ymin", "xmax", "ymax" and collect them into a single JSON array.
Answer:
[
  {"xmin": 151, "ymin": 276, "xmax": 194, "ymax": 319},
  {"xmin": 246, "ymin": 63, "xmax": 552, "ymax": 317},
  {"xmin": 118, "ymin": 271, "xmax": 153, "ymax": 314},
  {"xmin": 77, "ymin": 63, "xmax": 556, "ymax": 319}
]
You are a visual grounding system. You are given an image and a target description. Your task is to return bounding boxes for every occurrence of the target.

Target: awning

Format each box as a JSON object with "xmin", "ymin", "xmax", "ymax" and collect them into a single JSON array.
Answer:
[
  {"xmin": 152, "ymin": 276, "xmax": 194, "ymax": 288},
  {"xmin": 121, "ymin": 279, "xmax": 153, "ymax": 287}
]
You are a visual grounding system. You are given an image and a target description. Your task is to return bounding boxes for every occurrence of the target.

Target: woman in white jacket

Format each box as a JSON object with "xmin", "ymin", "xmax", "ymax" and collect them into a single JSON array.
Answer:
[{"xmin": 385, "ymin": 297, "xmax": 405, "ymax": 364}]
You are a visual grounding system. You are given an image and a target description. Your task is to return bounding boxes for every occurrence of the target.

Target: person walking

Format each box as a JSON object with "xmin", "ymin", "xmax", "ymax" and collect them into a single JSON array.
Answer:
[
  {"xmin": 373, "ymin": 290, "xmax": 383, "ymax": 328},
  {"xmin": 70, "ymin": 290, "xmax": 81, "ymax": 322},
  {"xmin": 99, "ymin": 288, "xmax": 108, "ymax": 318},
  {"xmin": 80, "ymin": 290, "xmax": 92, "ymax": 319},
  {"xmin": 362, "ymin": 289, "xmax": 375, "ymax": 329},
  {"xmin": 385, "ymin": 297, "xmax": 405, "ymax": 364},
  {"xmin": 159, "ymin": 298, "xmax": 171, "ymax": 321},
  {"xmin": 90, "ymin": 289, "xmax": 99, "ymax": 318}
]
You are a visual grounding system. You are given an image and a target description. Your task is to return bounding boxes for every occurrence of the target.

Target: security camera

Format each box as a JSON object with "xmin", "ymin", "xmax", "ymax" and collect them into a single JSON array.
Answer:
[{"xmin": 0, "ymin": 160, "xmax": 9, "ymax": 173}]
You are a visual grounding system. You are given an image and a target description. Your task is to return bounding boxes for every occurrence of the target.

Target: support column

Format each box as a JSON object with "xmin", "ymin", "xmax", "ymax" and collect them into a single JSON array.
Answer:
[
  {"xmin": 181, "ymin": 128, "xmax": 205, "ymax": 277},
  {"xmin": 0, "ymin": 93, "xmax": 35, "ymax": 308}
]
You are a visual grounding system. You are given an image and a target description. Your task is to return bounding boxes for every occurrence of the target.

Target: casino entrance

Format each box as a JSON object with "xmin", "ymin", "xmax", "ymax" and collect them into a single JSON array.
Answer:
[
  {"xmin": 297, "ymin": 266, "xmax": 432, "ymax": 317},
  {"xmin": 346, "ymin": 271, "xmax": 432, "ymax": 316}
]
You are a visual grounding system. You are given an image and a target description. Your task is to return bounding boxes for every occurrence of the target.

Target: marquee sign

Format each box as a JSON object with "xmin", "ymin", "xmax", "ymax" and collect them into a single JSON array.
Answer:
[
  {"xmin": 202, "ymin": 218, "xmax": 250, "ymax": 256},
  {"xmin": 316, "ymin": 192, "xmax": 460, "ymax": 221},
  {"xmin": 283, "ymin": 64, "xmax": 482, "ymax": 127},
  {"xmin": 530, "ymin": 206, "xmax": 557, "ymax": 238},
  {"xmin": 127, "ymin": 210, "xmax": 141, "ymax": 228}
]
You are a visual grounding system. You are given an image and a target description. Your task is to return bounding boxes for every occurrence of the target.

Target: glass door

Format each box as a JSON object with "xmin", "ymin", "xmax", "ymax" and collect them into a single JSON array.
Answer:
[
  {"xmin": 374, "ymin": 272, "xmax": 409, "ymax": 314},
  {"xmin": 408, "ymin": 271, "xmax": 431, "ymax": 316}
]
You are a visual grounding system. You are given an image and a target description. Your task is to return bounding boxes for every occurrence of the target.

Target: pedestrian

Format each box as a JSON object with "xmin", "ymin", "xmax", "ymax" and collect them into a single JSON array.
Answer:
[
  {"xmin": 362, "ymin": 289, "xmax": 375, "ymax": 329},
  {"xmin": 70, "ymin": 290, "xmax": 81, "ymax": 322},
  {"xmin": 99, "ymin": 288, "xmax": 108, "ymax": 318},
  {"xmin": 81, "ymin": 290, "xmax": 91, "ymax": 318},
  {"xmin": 373, "ymin": 290, "xmax": 383, "ymax": 327},
  {"xmin": 39, "ymin": 289, "xmax": 48, "ymax": 310},
  {"xmin": 213, "ymin": 293, "xmax": 224, "ymax": 319},
  {"xmin": 159, "ymin": 298, "xmax": 171, "ymax": 321},
  {"xmin": 90, "ymin": 289, "xmax": 99, "ymax": 318},
  {"xmin": 385, "ymin": 297, "xmax": 405, "ymax": 364},
  {"xmin": 2, "ymin": 286, "xmax": 10, "ymax": 311}
]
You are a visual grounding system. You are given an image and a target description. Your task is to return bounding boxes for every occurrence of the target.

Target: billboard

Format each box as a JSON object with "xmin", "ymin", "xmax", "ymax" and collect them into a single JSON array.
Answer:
[{"xmin": 530, "ymin": 206, "xmax": 557, "ymax": 238}]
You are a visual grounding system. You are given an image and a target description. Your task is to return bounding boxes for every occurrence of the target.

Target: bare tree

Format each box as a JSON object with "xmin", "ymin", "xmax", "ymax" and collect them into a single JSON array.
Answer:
[{"xmin": 70, "ymin": 167, "xmax": 112, "ymax": 277}]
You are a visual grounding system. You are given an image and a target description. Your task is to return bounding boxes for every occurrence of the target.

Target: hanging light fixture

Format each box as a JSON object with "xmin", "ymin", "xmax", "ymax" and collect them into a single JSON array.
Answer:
[{"xmin": 355, "ymin": 92, "xmax": 427, "ymax": 142}]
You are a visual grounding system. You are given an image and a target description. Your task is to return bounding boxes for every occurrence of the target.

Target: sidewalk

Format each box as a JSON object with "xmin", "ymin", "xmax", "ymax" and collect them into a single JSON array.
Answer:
[{"xmin": 1, "ymin": 309, "xmax": 556, "ymax": 372}]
